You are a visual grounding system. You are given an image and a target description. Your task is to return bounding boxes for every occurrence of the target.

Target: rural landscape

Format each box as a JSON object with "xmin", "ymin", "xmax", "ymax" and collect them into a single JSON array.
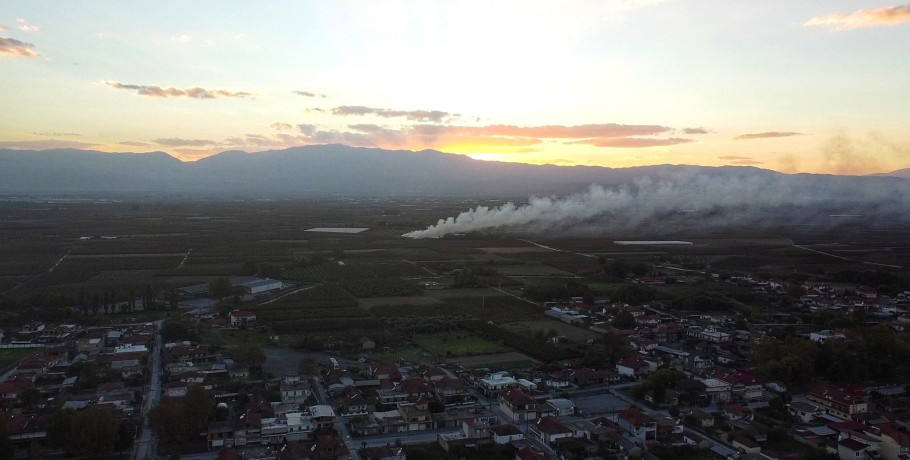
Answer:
[
  {"xmin": 3, "ymin": 2, "xmax": 910, "ymax": 459},
  {"xmin": 1, "ymin": 169, "xmax": 909, "ymax": 460}
]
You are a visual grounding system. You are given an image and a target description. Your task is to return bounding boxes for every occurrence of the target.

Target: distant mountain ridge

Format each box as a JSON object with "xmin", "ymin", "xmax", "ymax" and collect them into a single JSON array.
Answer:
[{"xmin": 0, "ymin": 144, "xmax": 906, "ymax": 198}]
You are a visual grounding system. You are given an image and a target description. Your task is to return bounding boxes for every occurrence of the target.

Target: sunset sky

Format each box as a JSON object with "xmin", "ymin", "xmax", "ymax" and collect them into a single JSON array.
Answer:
[{"xmin": 2, "ymin": 1, "xmax": 909, "ymax": 174}]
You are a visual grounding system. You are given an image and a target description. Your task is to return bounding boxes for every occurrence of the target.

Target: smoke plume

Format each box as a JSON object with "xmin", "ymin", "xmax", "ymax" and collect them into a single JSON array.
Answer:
[{"xmin": 403, "ymin": 172, "xmax": 910, "ymax": 238}]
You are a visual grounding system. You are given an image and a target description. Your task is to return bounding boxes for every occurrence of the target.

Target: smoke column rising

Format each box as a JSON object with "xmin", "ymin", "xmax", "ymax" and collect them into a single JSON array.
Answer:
[{"xmin": 403, "ymin": 173, "xmax": 909, "ymax": 238}]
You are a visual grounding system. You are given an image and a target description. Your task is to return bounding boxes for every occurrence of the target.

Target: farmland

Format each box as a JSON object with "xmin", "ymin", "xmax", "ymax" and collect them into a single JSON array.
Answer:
[{"xmin": 1, "ymin": 195, "xmax": 909, "ymax": 367}]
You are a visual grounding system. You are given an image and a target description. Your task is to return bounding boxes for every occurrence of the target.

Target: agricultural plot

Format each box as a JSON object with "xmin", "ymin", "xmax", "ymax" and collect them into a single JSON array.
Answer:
[
  {"xmin": 358, "ymin": 296, "xmax": 442, "ymax": 309},
  {"xmin": 493, "ymin": 264, "xmax": 578, "ymax": 277}
]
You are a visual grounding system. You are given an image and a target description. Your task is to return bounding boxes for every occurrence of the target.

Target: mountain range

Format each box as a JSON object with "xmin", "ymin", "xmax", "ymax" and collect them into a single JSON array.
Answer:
[{"xmin": 0, "ymin": 144, "xmax": 907, "ymax": 199}]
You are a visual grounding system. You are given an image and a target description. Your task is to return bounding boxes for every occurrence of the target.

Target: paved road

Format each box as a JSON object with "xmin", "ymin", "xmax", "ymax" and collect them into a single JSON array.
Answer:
[{"xmin": 132, "ymin": 319, "xmax": 164, "ymax": 460}]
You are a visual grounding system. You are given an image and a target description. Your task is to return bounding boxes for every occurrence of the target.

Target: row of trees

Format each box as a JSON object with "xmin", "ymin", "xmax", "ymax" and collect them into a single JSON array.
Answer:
[
  {"xmin": 77, "ymin": 284, "xmax": 180, "ymax": 315},
  {"xmin": 44, "ymin": 406, "xmax": 133, "ymax": 457},
  {"xmin": 752, "ymin": 325, "xmax": 910, "ymax": 385},
  {"xmin": 150, "ymin": 385, "xmax": 214, "ymax": 447}
]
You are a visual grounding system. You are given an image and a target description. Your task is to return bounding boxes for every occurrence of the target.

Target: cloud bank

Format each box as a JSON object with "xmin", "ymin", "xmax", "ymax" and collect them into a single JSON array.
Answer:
[
  {"xmin": 0, "ymin": 139, "xmax": 101, "ymax": 149},
  {"xmin": 806, "ymin": 5, "xmax": 910, "ymax": 29},
  {"xmin": 105, "ymin": 81, "xmax": 254, "ymax": 99},
  {"xmin": 404, "ymin": 173, "xmax": 910, "ymax": 238},
  {"xmin": 735, "ymin": 131, "xmax": 803, "ymax": 140},
  {"xmin": 330, "ymin": 106, "xmax": 455, "ymax": 123},
  {"xmin": 0, "ymin": 37, "xmax": 38, "ymax": 56}
]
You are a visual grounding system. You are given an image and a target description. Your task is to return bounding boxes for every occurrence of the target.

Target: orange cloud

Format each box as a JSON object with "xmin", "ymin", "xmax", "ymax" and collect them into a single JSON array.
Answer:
[
  {"xmin": 570, "ymin": 137, "xmax": 694, "ymax": 148},
  {"xmin": 105, "ymin": 81, "xmax": 254, "ymax": 99},
  {"xmin": 153, "ymin": 138, "xmax": 216, "ymax": 147},
  {"xmin": 805, "ymin": 5, "xmax": 910, "ymax": 29},
  {"xmin": 0, "ymin": 37, "xmax": 38, "ymax": 57}
]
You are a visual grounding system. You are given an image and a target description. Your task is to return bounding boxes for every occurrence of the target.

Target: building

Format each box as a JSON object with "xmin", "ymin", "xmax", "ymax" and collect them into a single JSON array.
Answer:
[
  {"xmin": 500, "ymin": 389, "xmax": 537, "ymax": 422},
  {"xmin": 229, "ymin": 310, "xmax": 257, "ymax": 328},
  {"xmin": 808, "ymin": 383, "xmax": 867, "ymax": 419},
  {"xmin": 617, "ymin": 409, "xmax": 657, "ymax": 442}
]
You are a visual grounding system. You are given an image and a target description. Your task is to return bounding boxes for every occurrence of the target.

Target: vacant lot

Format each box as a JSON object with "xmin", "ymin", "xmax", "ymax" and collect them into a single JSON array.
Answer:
[
  {"xmin": 446, "ymin": 351, "xmax": 539, "ymax": 370},
  {"xmin": 503, "ymin": 320, "xmax": 602, "ymax": 343}
]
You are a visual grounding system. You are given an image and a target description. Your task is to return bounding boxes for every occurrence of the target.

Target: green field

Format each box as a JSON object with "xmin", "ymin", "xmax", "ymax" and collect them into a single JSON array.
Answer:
[
  {"xmin": 415, "ymin": 332, "xmax": 508, "ymax": 357},
  {"xmin": 0, "ymin": 348, "xmax": 37, "ymax": 370}
]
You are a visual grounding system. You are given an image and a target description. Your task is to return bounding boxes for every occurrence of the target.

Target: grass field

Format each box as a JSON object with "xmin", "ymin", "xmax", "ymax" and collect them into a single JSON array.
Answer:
[
  {"xmin": 502, "ymin": 319, "xmax": 602, "ymax": 343},
  {"xmin": 415, "ymin": 332, "xmax": 508, "ymax": 357},
  {"xmin": 0, "ymin": 348, "xmax": 37, "ymax": 370},
  {"xmin": 200, "ymin": 328, "xmax": 273, "ymax": 347},
  {"xmin": 445, "ymin": 351, "xmax": 539, "ymax": 369}
]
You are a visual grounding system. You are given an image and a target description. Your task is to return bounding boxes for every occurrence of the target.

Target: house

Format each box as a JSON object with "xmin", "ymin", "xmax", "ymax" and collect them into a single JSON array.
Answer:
[
  {"xmin": 616, "ymin": 355, "xmax": 650, "ymax": 378},
  {"xmin": 732, "ymin": 436, "xmax": 762, "ymax": 455},
  {"xmin": 477, "ymin": 372, "xmax": 518, "ymax": 396},
  {"xmin": 433, "ymin": 377, "xmax": 472, "ymax": 405},
  {"xmin": 515, "ymin": 445, "xmax": 552, "ymax": 460},
  {"xmin": 838, "ymin": 438, "xmax": 873, "ymax": 460},
  {"xmin": 491, "ymin": 423, "xmax": 524, "ymax": 444},
  {"xmin": 711, "ymin": 369, "xmax": 764, "ymax": 401},
  {"xmin": 400, "ymin": 378, "xmax": 434, "ymax": 402},
  {"xmin": 682, "ymin": 408, "xmax": 715, "ymax": 428},
  {"xmin": 370, "ymin": 362, "xmax": 402, "ymax": 382},
  {"xmin": 808, "ymin": 383, "xmax": 867, "ymax": 419},
  {"xmin": 720, "ymin": 403, "xmax": 754, "ymax": 422},
  {"xmin": 617, "ymin": 409, "xmax": 657, "ymax": 442},
  {"xmin": 229, "ymin": 310, "xmax": 257, "ymax": 328},
  {"xmin": 281, "ymin": 379, "xmax": 312, "ymax": 404},
  {"xmin": 359, "ymin": 337, "xmax": 376, "ymax": 351},
  {"xmin": 500, "ymin": 389, "xmax": 537, "ymax": 422},
  {"xmin": 397, "ymin": 403, "xmax": 432, "ymax": 431},
  {"xmin": 699, "ymin": 378, "xmax": 732, "ymax": 403},
  {"xmin": 788, "ymin": 401, "xmax": 820, "ymax": 423},
  {"xmin": 309, "ymin": 405, "xmax": 337, "ymax": 430},
  {"xmin": 338, "ymin": 386, "xmax": 369, "ymax": 415},
  {"xmin": 875, "ymin": 422, "xmax": 910, "ymax": 460},
  {"xmin": 530, "ymin": 416, "xmax": 576, "ymax": 445},
  {"xmin": 361, "ymin": 446, "xmax": 406, "ymax": 460},
  {"xmin": 543, "ymin": 398, "xmax": 575, "ymax": 417}
]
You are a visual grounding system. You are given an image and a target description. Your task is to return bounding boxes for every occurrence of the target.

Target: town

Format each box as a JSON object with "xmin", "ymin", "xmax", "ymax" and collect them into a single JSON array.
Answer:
[{"xmin": 0, "ymin": 266, "xmax": 910, "ymax": 459}]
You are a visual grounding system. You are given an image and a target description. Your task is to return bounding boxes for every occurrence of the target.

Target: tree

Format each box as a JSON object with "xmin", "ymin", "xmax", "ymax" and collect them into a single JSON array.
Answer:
[
  {"xmin": 150, "ymin": 396, "xmax": 184, "ymax": 444},
  {"xmin": 46, "ymin": 408, "xmax": 76, "ymax": 449},
  {"xmin": 182, "ymin": 385, "xmax": 214, "ymax": 436},
  {"xmin": 208, "ymin": 277, "xmax": 234, "ymax": 300},
  {"xmin": 19, "ymin": 388, "xmax": 42, "ymax": 411},
  {"xmin": 299, "ymin": 357, "xmax": 319, "ymax": 376},
  {"xmin": 69, "ymin": 406, "xmax": 119, "ymax": 457},
  {"xmin": 612, "ymin": 311, "xmax": 636, "ymax": 329},
  {"xmin": 161, "ymin": 319, "xmax": 198, "ymax": 343},
  {"xmin": 237, "ymin": 344, "xmax": 267, "ymax": 367},
  {"xmin": 0, "ymin": 412, "xmax": 14, "ymax": 460}
]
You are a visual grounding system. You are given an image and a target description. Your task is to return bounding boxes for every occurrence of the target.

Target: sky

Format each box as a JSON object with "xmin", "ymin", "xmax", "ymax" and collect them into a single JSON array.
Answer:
[{"xmin": 1, "ymin": 1, "xmax": 909, "ymax": 174}]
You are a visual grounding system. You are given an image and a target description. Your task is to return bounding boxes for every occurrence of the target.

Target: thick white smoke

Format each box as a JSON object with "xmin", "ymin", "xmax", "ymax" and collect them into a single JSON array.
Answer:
[{"xmin": 403, "ymin": 173, "xmax": 909, "ymax": 238}]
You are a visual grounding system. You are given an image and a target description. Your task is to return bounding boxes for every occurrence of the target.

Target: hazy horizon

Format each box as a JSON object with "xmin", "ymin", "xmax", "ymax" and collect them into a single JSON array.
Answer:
[{"xmin": 2, "ymin": 2, "xmax": 910, "ymax": 174}]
